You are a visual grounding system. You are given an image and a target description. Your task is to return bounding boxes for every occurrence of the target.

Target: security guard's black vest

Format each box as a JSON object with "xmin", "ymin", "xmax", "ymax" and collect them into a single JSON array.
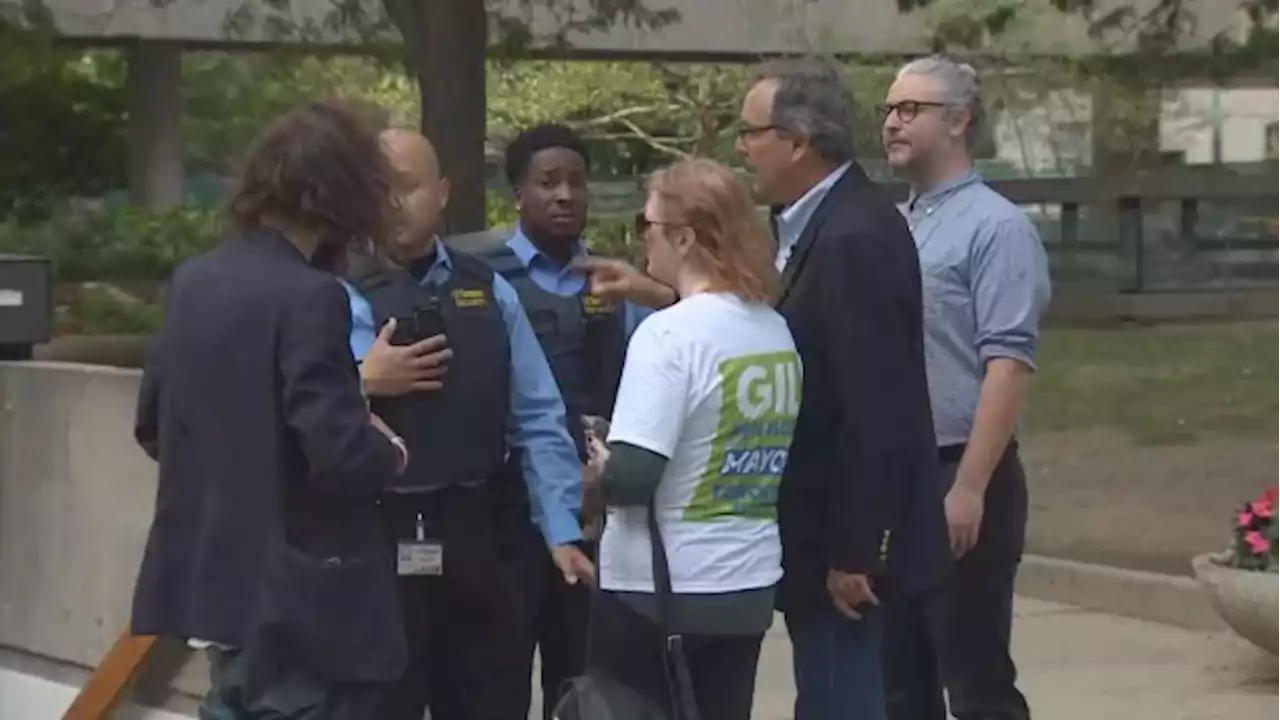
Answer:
[
  {"xmin": 481, "ymin": 245, "xmax": 627, "ymax": 460},
  {"xmin": 346, "ymin": 249, "xmax": 510, "ymax": 492}
]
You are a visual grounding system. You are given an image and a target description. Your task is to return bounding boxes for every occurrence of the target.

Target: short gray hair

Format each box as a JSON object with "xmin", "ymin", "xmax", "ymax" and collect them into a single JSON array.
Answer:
[
  {"xmin": 896, "ymin": 55, "xmax": 985, "ymax": 139},
  {"xmin": 753, "ymin": 57, "xmax": 857, "ymax": 164}
]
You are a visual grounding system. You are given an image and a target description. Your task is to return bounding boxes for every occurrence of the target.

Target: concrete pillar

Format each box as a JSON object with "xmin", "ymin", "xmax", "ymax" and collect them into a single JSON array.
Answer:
[{"xmin": 125, "ymin": 41, "xmax": 184, "ymax": 209}]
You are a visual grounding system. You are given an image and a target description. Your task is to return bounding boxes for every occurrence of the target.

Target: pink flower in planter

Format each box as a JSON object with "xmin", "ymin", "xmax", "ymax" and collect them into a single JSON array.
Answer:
[
  {"xmin": 1243, "ymin": 530, "xmax": 1270, "ymax": 555},
  {"xmin": 1237, "ymin": 511, "xmax": 1255, "ymax": 528},
  {"xmin": 1249, "ymin": 499, "xmax": 1273, "ymax": 519}
]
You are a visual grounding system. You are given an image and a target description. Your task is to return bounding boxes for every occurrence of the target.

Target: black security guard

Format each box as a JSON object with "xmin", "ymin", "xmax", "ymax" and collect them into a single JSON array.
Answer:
[
  {"xmin": 471, "ymin": 124, "xmax": 640, "ymax": 720},
  {"xmin": 480, "ymin": 251, "xmax": 627, "ymax": 460},
  {"xmin": 347, "ymin": 128, "xmax": 593, "ymax": 720}
]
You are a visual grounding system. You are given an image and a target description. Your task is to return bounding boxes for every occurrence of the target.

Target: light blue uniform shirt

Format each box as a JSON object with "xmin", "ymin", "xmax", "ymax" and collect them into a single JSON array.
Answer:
[
  {"xmin": 904, "ymin": 169, "xmax": 1052, "ymax": 447},
  {"xmin": 340, "ymin": 241, "xmax": 583, "ymax": 547},
  {"xmin": 774, "ymin": 161, "xmax": 852, "ymax": 270},
  {"xmin": 506, "ymin": 226, "xmax": 651, "ymax": 338}
]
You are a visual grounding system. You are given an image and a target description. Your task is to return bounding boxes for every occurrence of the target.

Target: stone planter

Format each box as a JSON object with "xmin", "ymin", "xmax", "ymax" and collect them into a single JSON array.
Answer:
[{"xmin": 1191, "ymin": 552, "xmax": 1278, "ymax": 655}]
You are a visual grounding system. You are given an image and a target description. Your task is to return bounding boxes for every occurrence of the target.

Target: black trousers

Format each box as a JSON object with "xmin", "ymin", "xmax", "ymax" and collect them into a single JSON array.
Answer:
[
  {"xmin": 886, "ymin": 444, "xmax": 1031, "ymax": 720},
  {"xmin": 941, "ymin": 445, "xmax": 1030, "ymax": 720},
  {"xmin": 515, "ymin": 521, "xmax": 595, "ymax": 720},
  {"xmin": 586, "ymin": 591, "xmax": 764, "ymax": 720},
  {"xmin": 378, "ymin": 487, "xmax": 530, "ymax": 720}
]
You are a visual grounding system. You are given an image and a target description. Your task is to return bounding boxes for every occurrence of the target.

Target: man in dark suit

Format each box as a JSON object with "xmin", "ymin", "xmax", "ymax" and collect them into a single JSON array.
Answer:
[
  {"xmin": 736, "ymin": 56, "xmax": 950, "ymax": 720},
  {"xmin": 579, "ymin": 58, "xmax": 950, "ymax": 719},
  {"xmin": 131, "ymin": 101, "xmax": 409, "ymax": 719}
]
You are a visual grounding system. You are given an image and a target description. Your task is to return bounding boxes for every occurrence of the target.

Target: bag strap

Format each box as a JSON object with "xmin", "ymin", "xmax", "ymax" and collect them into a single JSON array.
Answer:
[
  {"xmin": 646, "ymin": 499, "xmax": 674, "ymax": 630},
  {"xmin": 647, "ymin": 501, "xmax": 702, "ymax": 720}
]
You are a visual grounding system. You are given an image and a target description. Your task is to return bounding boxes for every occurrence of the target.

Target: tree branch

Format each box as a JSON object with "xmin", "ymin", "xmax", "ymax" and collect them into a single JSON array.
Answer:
[{"xmin": 613, "ymin": 116, "xmax": 689, "ymax": 158}]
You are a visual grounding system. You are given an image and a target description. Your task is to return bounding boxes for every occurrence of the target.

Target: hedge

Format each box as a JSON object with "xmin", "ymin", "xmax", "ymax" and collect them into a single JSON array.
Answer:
[{"xmin": 0, "ymin": 193, "xmax": 636, "ymax": 284}]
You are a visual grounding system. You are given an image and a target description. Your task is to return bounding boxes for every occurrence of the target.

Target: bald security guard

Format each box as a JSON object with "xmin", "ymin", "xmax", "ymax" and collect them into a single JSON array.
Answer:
[{"xmin": 343, "ymin": 129, "xmax": 594, "ymax": 720}]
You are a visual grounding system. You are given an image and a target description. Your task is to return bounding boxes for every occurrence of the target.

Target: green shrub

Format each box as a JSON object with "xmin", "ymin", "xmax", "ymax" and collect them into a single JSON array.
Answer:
[
  {"xmin": 0, "ymin": 204, "xmax": 219, "ymax": 282},
  {"xmin": 55, "ymin": 285, "xmax": 164, "ymax": 336},
  {"xmin": 0, "ymin": 194, "xmax": 637, "ymax": 286}
]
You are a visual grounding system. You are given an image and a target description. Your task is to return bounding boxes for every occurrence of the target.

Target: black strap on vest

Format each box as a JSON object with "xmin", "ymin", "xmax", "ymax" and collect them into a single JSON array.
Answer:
[
  {"xmin": 345, "ymin": 249, "xmax": 396, "ymax": 294},
  {"xmin": 483, "ymin": 246, "xmax": 529, "ymax": 280}
]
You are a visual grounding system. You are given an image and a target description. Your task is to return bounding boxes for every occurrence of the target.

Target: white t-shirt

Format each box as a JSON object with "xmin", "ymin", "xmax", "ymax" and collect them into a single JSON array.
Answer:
[{"xmin": 599, "ymin": 292, "xmax": 802, "ymax": 595}]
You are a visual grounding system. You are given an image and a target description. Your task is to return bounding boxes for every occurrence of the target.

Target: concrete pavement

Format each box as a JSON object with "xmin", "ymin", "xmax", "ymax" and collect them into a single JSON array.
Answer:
[
  {"xmin": 4, "ymin": 598, "xmax": 1273, "ymax": 718},
  {"xmin": 1001, "ymin": 598, "xmax": 1275, "ymax": 720},
  {"xmin": 533, "ymin": 597, "xmax": 1278, "ymax": 720}
]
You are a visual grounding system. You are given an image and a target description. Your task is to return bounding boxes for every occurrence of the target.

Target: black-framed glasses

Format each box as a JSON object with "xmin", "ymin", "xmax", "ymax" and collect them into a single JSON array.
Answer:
[
  {"xmin": 737, "ymin": 123, "xmax": 780, "ymax": 140},
  {"xmin": 875, "ymin": 101, "xmax": 947, "ymax": 123}
]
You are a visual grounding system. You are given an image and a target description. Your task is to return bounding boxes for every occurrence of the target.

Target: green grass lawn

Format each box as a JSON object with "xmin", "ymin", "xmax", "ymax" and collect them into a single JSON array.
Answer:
[{"xmin": 1026, "ymin": 322, "xmax": 1279, "ymax": 445}]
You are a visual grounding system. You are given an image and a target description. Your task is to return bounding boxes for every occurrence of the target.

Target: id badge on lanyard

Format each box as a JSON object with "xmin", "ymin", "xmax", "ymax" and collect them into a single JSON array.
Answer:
[{"xmin": 397, "ymin": 512, "xmax": 444, "ymax": 576}]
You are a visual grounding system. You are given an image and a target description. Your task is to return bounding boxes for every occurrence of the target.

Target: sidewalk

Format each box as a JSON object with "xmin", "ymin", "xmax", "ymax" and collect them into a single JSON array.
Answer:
[
  {"xmin": 535, "ymin": 597, "xmax": 1278, "ymax": 720},
  {"xmin": 752, "ymin": 598, "xmax": 1278, "ymax": 720},
  {"xmin": 2, "ymin": 597, "xmax": 1274, "ymax": 719}
]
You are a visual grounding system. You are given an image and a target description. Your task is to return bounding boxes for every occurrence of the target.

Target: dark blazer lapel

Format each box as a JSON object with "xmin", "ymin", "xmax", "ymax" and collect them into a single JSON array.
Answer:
[{"xmin": 777, "ymin": 165, "xmax": 862, "ymax": 307}]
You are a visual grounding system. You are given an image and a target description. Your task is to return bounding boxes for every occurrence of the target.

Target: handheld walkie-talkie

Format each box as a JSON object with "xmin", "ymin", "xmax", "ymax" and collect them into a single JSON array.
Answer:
[{"xmin": 390, "ymin": 293, "xmax": 446, "ymax": 346}]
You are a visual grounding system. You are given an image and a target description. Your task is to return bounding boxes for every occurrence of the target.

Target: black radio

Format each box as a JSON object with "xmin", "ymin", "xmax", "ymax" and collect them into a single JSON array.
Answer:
[{"xmin": 390, "ymin": 294, "xmax": 446, "ymax": 346}]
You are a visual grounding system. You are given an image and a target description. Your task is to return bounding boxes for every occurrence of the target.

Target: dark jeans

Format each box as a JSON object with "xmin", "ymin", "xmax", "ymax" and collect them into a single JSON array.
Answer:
[
  {"xmin": 516, "ymin": 520, "xmax": 595, "ymax": 720},
  {"xmin": 587, "ymin": 590, "xmax": 764, "ymax": 720},
  {"xmin": 200, "ymin": 646, "xmax": 384, "ymax": 719},
  {"xmin": 378, "ymin": 486, "xmax": 530, "ymax": 720},
  {"xmin": 785, "ymin": 604, "xmax": 885, "ymax": 720},
  {"xmin": 941, "ymin": 445, "xmax": 1030, "ymax": 720}
]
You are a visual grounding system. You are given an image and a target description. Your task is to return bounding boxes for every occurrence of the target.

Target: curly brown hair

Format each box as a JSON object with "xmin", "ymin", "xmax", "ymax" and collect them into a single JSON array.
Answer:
[{"xmin": 223, "ymin": 100, "xmax": 394, "ymax": 271}]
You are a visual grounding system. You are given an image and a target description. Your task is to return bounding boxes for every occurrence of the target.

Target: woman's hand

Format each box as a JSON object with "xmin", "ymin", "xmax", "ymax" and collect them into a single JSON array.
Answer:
[
  {"xmin": 581, "ymin": 462, "xmax": 605, "ymax": 539},
  {"xmin": 581, "ymin": 430, "xmax": 610, "ymax": 535},
  {"xmin": 573, "ymin": 257, "xmax": 677, "ymax": 309},
  {"xmin": 585, "ymin": 432, "xmax": 611, "ymax": 476}
]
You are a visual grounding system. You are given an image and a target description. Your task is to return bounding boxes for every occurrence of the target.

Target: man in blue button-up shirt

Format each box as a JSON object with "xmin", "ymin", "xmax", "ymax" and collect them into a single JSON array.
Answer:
[
  {"xmin": 343, "ymin": 129, "xmax": 592, "ymax": 720},
  {"xmin": 880, "ymin": 56, "xmax": 1051, "ymax": 720}
]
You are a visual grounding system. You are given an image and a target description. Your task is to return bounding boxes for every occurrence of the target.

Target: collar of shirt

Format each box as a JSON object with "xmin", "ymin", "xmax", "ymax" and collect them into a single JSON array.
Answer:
[
  {"xmin": 408, "ymin": 236, "xmax": 453, "ymax": 286},
  {"xmin": 508, "ymin": 225, "xmax": 589, "ymax": 295},
  {"xmin": 907, "ymin": 167, "xmax": 982, "ymax": 213},
  {"xmin": 775, "ymin": 161, "xmax": 852, "ymax": 265}
]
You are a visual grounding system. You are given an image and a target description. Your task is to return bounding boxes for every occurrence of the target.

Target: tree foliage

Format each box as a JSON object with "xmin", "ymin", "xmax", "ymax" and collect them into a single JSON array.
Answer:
[
  {"xmin": 1, "ymin": 0, "xmax": 1275, "ymax": 211},
  {"xmin": 0, "ymin": 21, "xmax": 126, "ymax": 219}
]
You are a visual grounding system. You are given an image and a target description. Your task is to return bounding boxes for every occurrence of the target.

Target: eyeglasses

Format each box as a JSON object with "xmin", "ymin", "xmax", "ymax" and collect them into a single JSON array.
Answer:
[
  {"xmin": 875, "ymin": 101, "xmax": 947, "ymax": 123},
  {"xmin": 633, "ymin": 212, "xmax": 686, "ymax": 237},
  {"xmin": 737, "ymin": 123, "xmax": 780, "ymax": 140}
]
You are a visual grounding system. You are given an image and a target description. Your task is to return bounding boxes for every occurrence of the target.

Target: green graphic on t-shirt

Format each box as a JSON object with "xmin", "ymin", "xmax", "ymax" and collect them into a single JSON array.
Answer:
[{"xmin": 685, "ymin": 351, "xmax": 802, "ymax": 522}]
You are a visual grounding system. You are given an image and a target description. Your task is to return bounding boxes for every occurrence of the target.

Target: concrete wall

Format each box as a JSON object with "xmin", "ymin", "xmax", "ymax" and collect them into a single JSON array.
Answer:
[
  {"xmin": 36, "ymin": 0, "xmax": 1256, "ymax": 57},
  {"xmin": 0, "ymin": 362, "xmax": 205, "ymax": 710}
]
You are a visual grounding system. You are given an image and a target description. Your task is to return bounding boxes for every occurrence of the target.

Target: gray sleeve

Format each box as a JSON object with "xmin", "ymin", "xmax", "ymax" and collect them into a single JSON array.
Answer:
[
  {"xmin": 600, "ymin": 441, "xmax": 668, "ymax": 507},
  {"xmin": 968, "ymin": 216, "xmax": 1052, "ymax": 369}
]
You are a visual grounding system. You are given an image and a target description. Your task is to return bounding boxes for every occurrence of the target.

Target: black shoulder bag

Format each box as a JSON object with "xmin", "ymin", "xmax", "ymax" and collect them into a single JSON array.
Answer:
[{"xmin": 551, "ymin": 500, "xmax": 702, "ymax": 720}]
